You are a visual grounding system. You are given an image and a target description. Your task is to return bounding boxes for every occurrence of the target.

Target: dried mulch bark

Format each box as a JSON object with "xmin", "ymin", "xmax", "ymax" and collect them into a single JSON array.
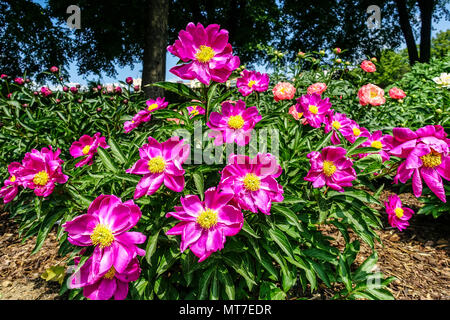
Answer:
[
  {"xmin": 0, "ymin": 191, "xmax": 449, "ymax": 300},
  {"xmin": 0, "ymin": 210, "xmax": 65, "ymax": 300}
]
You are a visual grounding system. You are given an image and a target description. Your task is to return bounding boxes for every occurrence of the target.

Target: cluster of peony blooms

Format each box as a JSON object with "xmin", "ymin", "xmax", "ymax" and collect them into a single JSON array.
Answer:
[
  {"xmin": 0, "ymin": 146, "xmax": 68, "ymax": 203},
  {"xmin": 124, "ymin": 97, "xmax": 168, "ymax": 133},
  {"xmin": 291, "ymin": 88, "xmax": 448, "ymax": 230},
  {"xmin": 165, "ymin": 152, "xmax": 284, "ymax": 262},
  {"xmin": 62, "ymin": 194, "xmax": 146, "ymax": 300}
]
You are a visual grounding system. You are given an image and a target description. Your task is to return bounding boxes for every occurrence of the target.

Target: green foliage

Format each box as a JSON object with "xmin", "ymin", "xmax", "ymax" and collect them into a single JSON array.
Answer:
[{"xmin": 372, "ymin": 50, "xmax": 411, "ymax": 87}]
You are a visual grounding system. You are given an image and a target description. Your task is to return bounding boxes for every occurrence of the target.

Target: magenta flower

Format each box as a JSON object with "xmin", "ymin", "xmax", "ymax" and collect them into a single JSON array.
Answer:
[
  {"xmin": 219, "ymin": 153, "xmax": 284, "ymax": 215},
  {"xmin": 187, "ymin": 105, "xmax": 205, "ymax": 119},
  {"xmin": 40, "ymin": 86, "xmax": 52, "ymax": 97},
  {"xmin": 358, "ymin": 130, "xmax": 392, "ymax": 162},
  {"xmin": 324, "ymin": 110, "xmax": 352, "ymax": 145},
  {"xmin": 62, "ymin": 194, "xmax": 146, "ymax": 279},
  {"xmin": 0, "ymin": 162, "xmax": 23, "ymax": 203},
  {"xmin": 1, "ymin": 74, "xmax": 7, "ymax": 79},
  {"xmin": 14, "ymin": 77, "xmax": 24, "ymax": 85},
  {"xmin": 125, "ymin": 77, "xmax": 133, "ymax": 85},
  {"xmin": 20, "ymin": 146, "xmax": 68, "ymax": 197},
  {"xmin": 70, "ymin": 86, "xmax": 78, "ymax": 94},
  {"xmin": 145, "ymin": 97, "xmax": 168, "ymax": 114},
  {"xmin": 50, "ymin": 66, "xmax": 59, "ymax": 73},
  {"xmin": 207, "ymin": 99, "xmax": 261, "ymax": 146},
  {"xmin": 123, "ymin": 110, "xmax": 152, "ymax": 133},
  {"xmin": 126, "ymin": 136, "xmax": 190, "ymax": 199},
  {"xmin": 236, "ymin": 70, "xmax": 270, "ymax": 97},
  {"xmin": 340, "ymin": 120, "xmax": 370, "ymax": 144},
  {"xmin": 389, "ymin": 125, "xmax": 450, "ymax": 202},
  {"xmin": 295, "ymin": 93, "xmax": 332, "ymax": 128},
  {"xmin": 166, "ymin": 187, "xmax": 243, "ymax": 262},
  {"xmin": 69, "ymin": 255, "xmax": 141, "ymax": 300},
  {"xmin": 70, "ymin": 132, "xmax": 110, "ymax": 167},
  {"xmin": 167, "ymin": 22, "xmax": 240, "ymax": 85},
  {"xmin": 304, "ymin": 146, "xmax": 356, "ymax": 192},
  {"xmin": 385, "ymin": 194, "xmax": 414, "ymax": 231}
]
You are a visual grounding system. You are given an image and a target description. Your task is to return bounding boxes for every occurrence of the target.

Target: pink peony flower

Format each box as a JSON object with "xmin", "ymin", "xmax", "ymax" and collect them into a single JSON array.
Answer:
[
  {"xmin": 167, "ymin": 22, "xmax": 240, "ymax": 85},
  {"xmin": 207, "ymin": 99, "xmax": 261, "ymax": 146},
  {"xmin": 272, "ymin": 82, "xmax": 296, "ymax": 102},
  {"xmin": 145, "ymin": 97, "xmax": 168, "ymax": 114},
  {"xmin": 295, "ymin": 93, "xmax": 332, "ymax": 128},
  {"xmin": 166, "ymin": 187, "xmax": 244, "ymax": 262},
  {"xmin": 20, "ymin": 146, "xmax": 68, "ymax": 197},
  {"xmin": 40, "ymin": 86, "xmax": 52, "ymax": 97},
  {"xmin": 1, "ymin": 74, "xmax": 7, "ymax": 79},
  {"xmin": 358, "ymin": 130, "xmax": 392, "ymax": 162},
  {"xmin": 69, "ymin": 255, "xmax": 141, "ymax": 300},
  {"xmin": 324, "ymin": 110, "xmax": 353, "ymax": 145},
  {"xmin": 115, "ymin": 86, "xmax": 122, "ymax": 94},
  {"xmin": 50, "ymin": 66, "xmax": 59, "ymax": 73},
  {"xmin": 125, "ymin": 77, "xmax": 133, "ymax": 85},
  {"xmin": 187, "ymin": 105, "xmax": 205, "ymax": 119},
  {"xmin": 358, "ymin": 83, "xmax": 385, "ymax": 106},
  {"xmin": 389, "ymin": 87, "xmax": 406, "ymax": 100},
  {"xmin": 219, "ymin": 153, "xmax": 284, "ymax": 214},
  {"xmin": 62, "ymin": 194, "xmax": 146, "ymax": 279},
  {"xmin": 360, "ymin": 60, "xmax": 376, "ymax": 73},
  {"xmin": 289, "ymin": 105, "xmax": 302, "ymax": 121},
  {"xmin": 14, "ymin": 77, "xmax": 24, "ymax": 85},
  {"xmin": 70, "ymin": 132, "xmax": 110, "ymax": 167},
  {"xmin": 307, "ymin": 82, "xmax": 327, "ymax": 96},
  {"xmin": 0, "ymin": 162, "xmax": 23, "ymax": 203},
  {"xmin": 236, "ymin": 70, "xmax": 270, "ymax": 97},
  {"xmin": 340, "ymin": 120, "xmax": 370, "ymax": 144},
  {"xmin": 126, "ymin": 136, "xmax": 190, "ymax": 198},
  {"xmin": 384, "ymin": 194, "xmax": 414, "ymax": 231},
  {"xmin": 304, "ymin": 146, "xmax": 356, "ymax": 192},
  {"xmin": 388, "ymin": 125, "xmax": 450, "ymax": 202},
  {"xmin": 70, "ymin": 86, "xmax": 78, "ymax": 94}
]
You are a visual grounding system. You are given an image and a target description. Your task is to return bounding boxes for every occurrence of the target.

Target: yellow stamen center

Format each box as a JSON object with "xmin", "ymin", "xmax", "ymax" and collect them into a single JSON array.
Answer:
[
  {"xmin": 243, "ymin": 173, "xmax": 261, "ymax": 191},
  {"xmin": 279, "ymin": 87, "xmax": 286, "ymax": 94},
  {"xmin": 248, "ymin": 80, "xmax": 256, "ymax": 88},
  {"xmin": 190, "ymin": 106, "xmax": 199, "ymax": 116},
  {"xmin": 33, "ymin": 171, "xmax": 49, "ymax": 186},
  {"xmin": 332, "ymin": 121, "xmax": 341, "ymax": 130},
  {"xmin": 148, "ymin": 156, "xmax": 166, "ymax": 174},
  {"xmin": 131, "ymin": 120, "xmax": 135, "ymax": 123},
  {"xmin": 82, "ymin": 145, "xmax": 91, "ymax": 155},
  {"xmin": 308, "ymin": 105, "xmax": 319, "ymax": 114},
  {"xmin": 353, "ymin": 128, "xmax": 361, "ymax": 136},
  {"xmin": 371, "ymin": 140, "xmax": 382, "ymax": 149},
  {"xmin": 10, "ymin": 175, "xmax": 16, "ymax": 183},
  {"xmin": 228, "ymin": 115, "xmax": 245, "ymax": 129},
  {"xmin": 323, "ymin": 160, "xmax": 337, "ymax": 177},
  {"xmin": 196, "ymin": 208, "xmax": 218, "ymax": 229},
  {"xmin": 147, "ymin": 103, "xmax": 158, "ymax": 111},
  {"xmin": 90, "ymin": 224, "xmax": 115, "ymax": 248},
  {"xmin": 370, "ymin": 90, "xmax": 378, "ymax": 99},
  {"xmin": 195, "ymin": 45, "xmax": 215, "ymax": 63},
  {"xmin": 420, "ymin": 150, "xmax": 442, "ymax": 168},
  {"xmin": 104, "ymin": 266, "xmax": 116, "ymax": 280},
  {"xmin": 394, "ymin": 208, "xmax": 404, "ymax": 218}
]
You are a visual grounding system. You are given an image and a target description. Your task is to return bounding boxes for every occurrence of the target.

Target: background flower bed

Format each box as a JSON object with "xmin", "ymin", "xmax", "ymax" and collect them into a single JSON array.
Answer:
[{"xmin": 0, "ymin": 25, "xmax": 449, "ymax": 299}]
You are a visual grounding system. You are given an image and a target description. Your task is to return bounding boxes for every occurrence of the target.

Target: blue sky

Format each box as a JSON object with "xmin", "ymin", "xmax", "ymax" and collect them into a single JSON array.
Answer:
[{"xmin": 31, "ymin": 0, "xmax": 449, "ymax": 85}]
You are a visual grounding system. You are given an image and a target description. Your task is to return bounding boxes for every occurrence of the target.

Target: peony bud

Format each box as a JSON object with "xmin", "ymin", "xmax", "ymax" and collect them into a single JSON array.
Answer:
[
  {"xmin": 50, "ymin": 66, "xmax": 59, "ymax": 73},
  {"xmin": 126, "ymin": 77, "xmax": 133, "ymax": 84}
]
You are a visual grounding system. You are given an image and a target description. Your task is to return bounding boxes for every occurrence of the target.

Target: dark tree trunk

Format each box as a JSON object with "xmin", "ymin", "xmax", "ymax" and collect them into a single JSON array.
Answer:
[
  {"xmin": 142, "ymin": 0, "xmax": 169, "ymax": 98},
  {"xmin": 395, "ymin": 0, "xmax": 419, "ymax": 65},
  {"xmin": 418, "ymin": 0, "xmax": 434, "ymax": 63}
]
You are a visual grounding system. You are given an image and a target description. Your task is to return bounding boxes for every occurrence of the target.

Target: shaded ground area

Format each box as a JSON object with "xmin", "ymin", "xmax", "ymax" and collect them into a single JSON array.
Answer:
[
  {"xmin": 0, "ymin": 192, "xmax": 449, "ymax": 300},
  {"xmin": 0, "ymin": 210, "xmax": 63, "ymax": 300}
]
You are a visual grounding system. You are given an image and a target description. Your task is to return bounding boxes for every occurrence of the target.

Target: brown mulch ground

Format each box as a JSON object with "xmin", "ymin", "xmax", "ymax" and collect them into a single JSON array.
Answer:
[{"xmin": 0, "ymin": 191, "xmax": 449, "ymax": 300}]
